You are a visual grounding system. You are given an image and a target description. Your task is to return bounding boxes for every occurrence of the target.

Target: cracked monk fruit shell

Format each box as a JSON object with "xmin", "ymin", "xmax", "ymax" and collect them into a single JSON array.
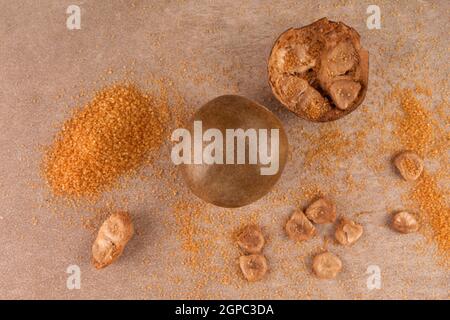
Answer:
[{"xmin": 268, "ymin": 17, "xmax": 369, "ymax": 122}]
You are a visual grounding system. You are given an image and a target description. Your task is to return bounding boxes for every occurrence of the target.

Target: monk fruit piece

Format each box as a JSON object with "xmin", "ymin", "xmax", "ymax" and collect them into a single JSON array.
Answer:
[
  {"xmin": 237, "ymin": 224, "xmax": 265, "ymax": 254},
  {"xmin": 92, "ymin": 212, "xmax": 134, "ymax": 269},
  {"xmin": 285, "ymin": 210, "xmax": 316, "ymax": 242},
  {"xmin": 394, "ymin": 151, "xmax": 424, "ymax": 181},
  {"xmin": 268, "ymin": 17, "xmax": 369, "ymax": 122},
  {"xmin": 179, "ymin": 95, "xmax": 288, "ymax": 208},
  {"xmin": 239, "ymin": 254, "xmax": 268, "ymax": 282},
  {"xmin": 305, "ymin": 197, "xmax": 336, "ymax": 224},
  {"xmin": 312, "ymin": 252, "xmax": 342, "ymax": 279},
  {"xmin": 392, "ymin": 211, "xmax": 419, "ymax": 234},
  {"xmin": 335, "ymin": 217, "xmax": 363, "ymax": 245}
]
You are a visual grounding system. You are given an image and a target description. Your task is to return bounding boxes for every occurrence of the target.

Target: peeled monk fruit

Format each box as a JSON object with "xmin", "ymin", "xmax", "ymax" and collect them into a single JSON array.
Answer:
[
  {"xmin": 268, "ymin": 17, "xmax": 369, "ymax": 122},
  {"xmin": 177, "ymin": 95, "xmax": 288, "ymax": 208},
  {"xmin": 92, "ymin": 212, "xmax": 134, "ymax": 269}
]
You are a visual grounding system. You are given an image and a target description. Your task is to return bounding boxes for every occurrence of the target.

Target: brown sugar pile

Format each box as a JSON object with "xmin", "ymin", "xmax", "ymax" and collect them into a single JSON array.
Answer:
[{"xmin": 43, "ymin": 84, "xmax": 168, "ymax": 198}]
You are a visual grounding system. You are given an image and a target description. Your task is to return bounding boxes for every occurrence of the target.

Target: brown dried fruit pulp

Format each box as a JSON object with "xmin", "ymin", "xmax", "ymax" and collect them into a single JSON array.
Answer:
[
  {"xmin": 335, "ymin": 218, "xmax": 363, "ymax": 245},
  {"xmin": 394, "ymin": 151, "xmax": 424, "ymax": 181},
  {"xmin": 305, "ymin": 197, "xmax": 336, "ymax": 224},
  {"xmin": 239, "ymin": 254, "xmax": 268, "ymax": 282},
  {"xmin": 92, "ymin": 211, "xmax": 134, "ymax": 269},
  {"xmin": 392, "ymin": 211, "xmax": 419, "ymax": 234},
  {"xmin": 268, "ymin": 17, "xmax": 369, "ymax": 122},
  {"xmin": 285, "ymin": 210, "xmax": 316, "ymax": 242},
  {"xmin": 236, "ymin": 224, "xmax": 265, "ymax": 254},
  {"xmin": 312, "ymin": 252, "xmax": 342, "ymax": 279}
]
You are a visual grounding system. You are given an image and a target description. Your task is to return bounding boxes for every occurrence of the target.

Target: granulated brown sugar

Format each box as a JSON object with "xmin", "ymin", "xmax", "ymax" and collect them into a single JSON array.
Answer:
[
  {"xmin": 302, "ymin": 125, "xmax": 367, "ymax": 177},
  {"xmin": 392, "ymin": 88, "xmax": 433, "ymax": 157},
  {"xmin": 411, "ymin": 173, "xmax": 450, "ymax": 263},
  {"xmin": 43, "ymin": 84, "xmax": 168, "ymax": 198}
]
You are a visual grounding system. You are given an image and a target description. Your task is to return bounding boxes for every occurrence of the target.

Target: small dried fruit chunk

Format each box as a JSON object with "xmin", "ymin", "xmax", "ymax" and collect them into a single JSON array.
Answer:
[
  {"xmin": 279, "ymin": 46, "xmax": 316, "ymax": 74},
  {"xmin": 239, "ymin": 254, "xmax": 268, "ymax": 282},
  {"xmin": 305, "ymin": 198, "xmax": 336, "ymax": 224},
  {"xmin": 285, "ymin": 210, "xmax": 316, "ymax": 241},
  {"xmin": 237, "ymin": 225, "xmax": 265, "ymax": 254},
  {"xmin": 326, "ymin": 40, "xmax": 358, "ymax": 76},
  {"xmin": 312, "ymin": 252, "xmax": 342, "ymax": 279},
  {"xmin": 278, "ymin": 76, "xmax": 309, "ymax": 104},
  {"xmin": 329, "ymin": 80, "xmax": 361, "ymax": 110},
  {"xmin": 92, "ymin": 212, "xmax": 134, "ymax": 269},
  {"xmin": 295, "ymin": 86, "xmax": 332, "ymax": 120},
  {"xmin": 394, "ymin": 151, "xmax": 424, "ymax": 181},
  {"xmin": 335, "ymin": 218, "xmax": 363, "ymax": 245},
  {"xmin": 392, "ymin": 211, "xmax": 419, "ymax": 234}
]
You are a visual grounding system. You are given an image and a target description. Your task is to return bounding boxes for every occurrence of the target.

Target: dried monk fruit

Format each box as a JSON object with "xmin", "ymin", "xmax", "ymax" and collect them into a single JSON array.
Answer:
[{"xmin": 181, "ymin": 95, "xmax": 288, "ymax": 208}]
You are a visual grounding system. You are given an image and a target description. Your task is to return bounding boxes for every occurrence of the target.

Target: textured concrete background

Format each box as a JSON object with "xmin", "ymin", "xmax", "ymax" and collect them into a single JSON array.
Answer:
[{"xmin": 0, "ymin": 0, "xmax": 448, "ymax": 299}]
